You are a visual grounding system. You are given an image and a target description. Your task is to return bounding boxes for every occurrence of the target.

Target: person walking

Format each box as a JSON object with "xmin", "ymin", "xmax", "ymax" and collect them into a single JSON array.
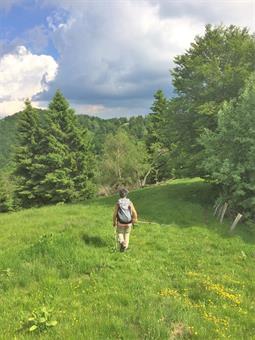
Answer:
[{"xmin": 113, "ymin": 188, "xmax": 138, "ymax": 252}]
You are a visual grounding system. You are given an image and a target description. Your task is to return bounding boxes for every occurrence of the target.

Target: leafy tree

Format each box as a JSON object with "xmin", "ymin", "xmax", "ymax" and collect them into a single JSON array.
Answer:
[
  {"xmin": 200, "ymin": 74, "xmax": 255, "ymax": 218},
  {"xmin": 34, "ymin": 90, "xmax": 96, "ymax": 204},
  {"xmin": 14, "ymin": 100, "xmax": 41, "ymax": 207},
  {"xmin": 167, "ymin": 24, "xmax": 255, "ymax": 175},
  {"xmin": 100, "ymin": 129, "xmax": 150, "ymax": 189},
  {"xmin": 128, "ymin": 116, "xmax": 147, "ymax": 141}
]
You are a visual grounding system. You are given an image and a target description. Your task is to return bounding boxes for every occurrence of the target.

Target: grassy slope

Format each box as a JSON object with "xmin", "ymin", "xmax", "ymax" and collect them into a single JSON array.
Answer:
[{"xmin": 0, "ymin": 179, "xmax": 254, "ymax": 339}]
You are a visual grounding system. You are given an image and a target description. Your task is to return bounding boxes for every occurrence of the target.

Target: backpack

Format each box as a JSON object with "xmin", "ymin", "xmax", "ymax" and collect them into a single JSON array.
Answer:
[{"xmin": 117, "ymin": 198, "xmax": 132, "ymax": 224}]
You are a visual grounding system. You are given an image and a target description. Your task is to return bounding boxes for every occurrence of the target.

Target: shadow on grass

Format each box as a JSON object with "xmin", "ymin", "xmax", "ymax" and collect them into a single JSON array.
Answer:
[{"xmin": 81, "ymin": 233, "xmax": 108, "ymax": 248}]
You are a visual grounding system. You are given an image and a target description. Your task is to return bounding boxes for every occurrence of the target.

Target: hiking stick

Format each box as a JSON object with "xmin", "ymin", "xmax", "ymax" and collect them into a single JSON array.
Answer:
[
  {"xmin": 137, "ymin": 220, "xmax": 171, "ymax": 227},
  {"xmin": 138, "ymin": 220, "xmax": 158, "ymax": 225},
  {"xmin": 113, "ymin": 227, "xmax": 118, "ymax": 250}
]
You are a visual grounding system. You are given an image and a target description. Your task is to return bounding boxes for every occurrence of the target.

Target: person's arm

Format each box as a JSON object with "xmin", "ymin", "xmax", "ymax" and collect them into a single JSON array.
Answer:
[
  {"xmin": 113, "ymin": 204, "xmax": 118, "ymax": 227},
  {"xmin": 131, "ymin": 202, "xmax": 138, "ymax": 224}
]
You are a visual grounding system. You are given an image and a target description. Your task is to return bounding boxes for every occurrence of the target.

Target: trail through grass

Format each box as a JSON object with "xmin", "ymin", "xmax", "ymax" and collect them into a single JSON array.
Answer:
[{"xmin": 0, "ymin": 179, "xmax": 254, "ymax": 339}]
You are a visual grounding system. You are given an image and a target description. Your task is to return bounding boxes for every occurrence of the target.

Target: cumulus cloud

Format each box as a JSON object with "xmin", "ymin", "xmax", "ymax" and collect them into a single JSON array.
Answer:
[
  {"xmin": 0, "ymin": 46, "xmax": 58, "ymax": 116},
  {"xmin": 40, "ymin": 0, "xmax": 203, "ymax": 116},
  {"xmin": 2, "ymin": 0, "xmax": 254, "ymax": 118},
  {"xmin": 152, "ymin": 0, "xmax": 255, "ymax": 31},
  {"xmin": 39, "ymin": 0, "xmax": 254, "ymax": 117}
]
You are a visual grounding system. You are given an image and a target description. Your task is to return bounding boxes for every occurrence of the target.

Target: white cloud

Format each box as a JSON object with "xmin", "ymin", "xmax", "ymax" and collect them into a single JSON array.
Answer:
[
  {"xmin": 153, "ymin": 0, "xmax": 255, "ymax": 31},
  {"xmin": 42, "ymin": 0, "xmax": 203, "ymax": 113},
  {"xmin": 41, "ymin": 0, "xmax": 254, "ymax": 117},
  {"xmin": 0, "ymin": 46, "xmax": 58, "ymax": 116},
  {"xmin": 2, "ymin": 0, "xmax": 254, "ymax": 118}
]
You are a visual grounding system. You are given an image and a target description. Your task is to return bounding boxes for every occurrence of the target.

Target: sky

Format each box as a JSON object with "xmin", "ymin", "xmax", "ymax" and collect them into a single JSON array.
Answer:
[{"xmin": 0, "ymin": 0, "xmax": 254, "ymax": 118}]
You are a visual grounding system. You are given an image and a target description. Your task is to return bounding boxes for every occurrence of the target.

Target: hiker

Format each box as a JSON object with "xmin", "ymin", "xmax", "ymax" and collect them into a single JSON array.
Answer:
[{"xmin": 113, "ymin": 188, "xmax": 138, "ymax": 252}]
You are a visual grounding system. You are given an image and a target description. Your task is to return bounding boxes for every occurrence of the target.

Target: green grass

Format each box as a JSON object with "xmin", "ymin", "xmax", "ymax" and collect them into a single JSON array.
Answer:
[{"xmin": 0, "ymin": 178, "xmax": 254, "ymax": 339}]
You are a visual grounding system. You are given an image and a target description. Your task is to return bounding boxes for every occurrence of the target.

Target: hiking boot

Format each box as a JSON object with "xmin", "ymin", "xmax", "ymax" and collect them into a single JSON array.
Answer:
[{"xmin": 120, "ymin": 242, "xmax": 126, "ymax": 252}]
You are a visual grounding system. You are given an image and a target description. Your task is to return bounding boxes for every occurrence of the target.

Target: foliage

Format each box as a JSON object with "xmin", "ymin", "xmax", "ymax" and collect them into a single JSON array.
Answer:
[
  {"xmin": 200, "ymin": 74, "xmax": 255, "ymax": 218},
  {"xmin": 21, "ymin": 306, "xmax": 57, "ymax": 333},
  {"xmin": 166, "ymin": 24, "xmax": 255, "ymax": 176},
  {"xmin": 0, "ymin": 179, "xmax": 254, "ymax": 339},
  {"xmin": 0, "ymin": 111, "xmax": 148, "ymax": 171},
  {"xmin": 13, "ymin": 100, "xmax": 41, "ymax": 208},
  {"xmin": 0, "ymin": 171, "xmax": 14, "ymax": 212},
  {"xmin": 0, "ymin": 109, "xmax": 46, "ymax": 170},
  {"xmin": 145, "ymin": 90, "xmax": 172, "ymax": 182},
  {"xmin": 32, "ymin": 90, "xmax": 96, "ymax": 205},
  {"xmin": 100, "ymin": 129, "xmax": 150, "ymax": 189},
  {"xmin": 0, "ymin": 114, "xmax": 18, "ymax": 169},
  {"xmin": 146, "ymin": 89, "xmax": 168, "ymax": 146},
  {"xmin": 78, "ymin": 114, "xmax": 148, "ymax": 154}
]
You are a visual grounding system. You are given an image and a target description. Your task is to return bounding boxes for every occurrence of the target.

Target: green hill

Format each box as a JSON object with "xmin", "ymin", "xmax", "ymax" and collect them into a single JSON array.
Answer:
[
  {"xmin": 0, "ymin": 179, "xmax": 254, "ymax": 339},
  {"xmin": 0, "ymin": 111, "xmax": 147, "ymax": 170}
]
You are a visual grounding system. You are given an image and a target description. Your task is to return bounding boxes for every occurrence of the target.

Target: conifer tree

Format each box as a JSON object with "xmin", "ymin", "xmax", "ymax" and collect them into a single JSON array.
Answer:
[
  {"xmin": 146, "ymin": 90, "xmax": 170, "ymax": 182},
  {"xmin": 14, "ymin": 100, "xmax": 40, "ymax": 207},
  {"xmin": 34, "ymin": 90, "xmax": 95, "ymax": 204},
  {"xmin": 146, "ymin": 89, "xmax": 168, "ymax": 147}
]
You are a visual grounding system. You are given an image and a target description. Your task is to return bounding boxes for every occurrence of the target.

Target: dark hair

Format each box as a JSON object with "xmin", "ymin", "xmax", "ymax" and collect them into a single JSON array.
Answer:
[{"xmin": 119, "ymin": 188, "xmax": 129, "ymax": 198}]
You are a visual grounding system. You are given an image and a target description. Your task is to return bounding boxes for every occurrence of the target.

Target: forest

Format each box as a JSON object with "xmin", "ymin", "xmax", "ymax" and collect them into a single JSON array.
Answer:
[{"xmin": 1, "ymin": 24, "xmax": 255, "ymax": 221}]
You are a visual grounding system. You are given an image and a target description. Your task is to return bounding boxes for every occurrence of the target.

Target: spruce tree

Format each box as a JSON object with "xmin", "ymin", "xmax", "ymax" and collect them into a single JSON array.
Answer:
[
  {"xmin": 146, "ymin": 90, "xmax": 170, "ymax": 182},
  {"xmin": 146, "ymin": 89, "xmax": 168, "ymax": 147},
  {"xmin": 34, "ymin": 90, "xmax": 95, "ymax": 204},
  {"xmin": 14, "ymin": 100, "xmax": 40, "ymax": 207}
]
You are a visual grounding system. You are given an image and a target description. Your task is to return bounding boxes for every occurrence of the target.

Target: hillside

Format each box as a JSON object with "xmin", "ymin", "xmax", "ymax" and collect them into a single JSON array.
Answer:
[
  {"xmin": 0, "ymin": 178, "xmax": 254, "ymax": 339},
  {"xmin": 0, "ymin": 111, "xmax": 147, "ymax": 170}
]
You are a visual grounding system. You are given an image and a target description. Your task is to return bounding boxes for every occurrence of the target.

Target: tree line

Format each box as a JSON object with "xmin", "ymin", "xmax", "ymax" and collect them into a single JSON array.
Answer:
[
  {"xmin": 1, "ymin": 24, "xmax": 255, "ymax": 219},
  {"xmin": 146, "ymin": 24, "xmax": 255, "ymax": 219}
]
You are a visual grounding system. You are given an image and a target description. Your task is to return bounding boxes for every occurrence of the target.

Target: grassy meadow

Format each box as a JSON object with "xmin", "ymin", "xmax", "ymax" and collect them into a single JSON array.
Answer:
[{"xmin": 0, "ymin": 178, "xmax": 254, "ymax": 339}]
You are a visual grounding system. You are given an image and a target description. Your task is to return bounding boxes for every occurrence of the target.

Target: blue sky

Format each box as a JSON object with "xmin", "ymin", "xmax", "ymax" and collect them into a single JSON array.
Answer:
[{"xmin": 0, "ymin": 0, "xmax": 254, "ymax": 118}]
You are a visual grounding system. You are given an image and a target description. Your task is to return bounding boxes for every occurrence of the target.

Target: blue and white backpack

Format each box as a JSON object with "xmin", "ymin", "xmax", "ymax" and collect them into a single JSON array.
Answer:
[{"xmin": 117, "ymin": 198, "xmax": 132, "ymax": 224}]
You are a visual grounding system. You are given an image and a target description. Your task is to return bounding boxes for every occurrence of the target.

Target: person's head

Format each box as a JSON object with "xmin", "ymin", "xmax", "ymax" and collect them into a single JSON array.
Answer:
[{"xmin": 119, "ymin": 188, "xmax": 129, "ymax": 198}]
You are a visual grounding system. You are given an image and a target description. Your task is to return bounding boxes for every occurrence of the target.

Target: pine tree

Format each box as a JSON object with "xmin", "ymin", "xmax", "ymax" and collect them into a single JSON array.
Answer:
[
  {"xmin": 14, "ymin": 100, "xmax": 40, "ymax": 207},
  {"xmin": 146, "ymin": 90, "xmax": 170, "ymax": 182},
  {"xmin": 0, "ymin": 172, "xmax": 14, "ymax": 212},
  {"xmin": 146, "ymin": 89, "xmax": 168, "ymax": 147},
  {"xmin": 34, "ymin": 90, "xmax": 96, "ymax": 204}
]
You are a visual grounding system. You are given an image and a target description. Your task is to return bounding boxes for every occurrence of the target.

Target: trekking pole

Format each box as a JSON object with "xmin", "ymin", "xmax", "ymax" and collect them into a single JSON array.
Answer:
[
  {"xmin": 138, "ymin": 220, "xmax": 169, "ymax": 227},
  {"xmin": 138, "ymin": 220, "xmax": 158, "ymax": 225},
  {"xmin": 113, "ymin": 227, "xmax": 118, "ymax": 250}
]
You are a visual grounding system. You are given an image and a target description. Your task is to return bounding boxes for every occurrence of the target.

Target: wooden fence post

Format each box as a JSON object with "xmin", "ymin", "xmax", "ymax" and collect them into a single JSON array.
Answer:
[
  {"xmin": 217, "ymin": 204, "xmax": 223, "ymax": 219},
  {"xmin": 230, "ymin": 213, "xmax": 243, "ymax": 231},
  {"xmin": 213, "ymin": 202, "xmax": 221, "ymax": 217},
  {"xmin": 220, "ymin": 202, "xmax": 228, "ymax": 223}
]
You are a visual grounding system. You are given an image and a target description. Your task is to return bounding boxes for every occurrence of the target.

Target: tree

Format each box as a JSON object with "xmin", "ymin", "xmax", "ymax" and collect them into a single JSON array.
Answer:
[
  {"xmin": 100, "ymin": 129, "xmax": 150, "ymax": 189},
  {"xmin": 146, "ymin": 89, "xmax": 168, "ymax": 146},
  {"xmin": 145, "ymin": 90, "xmax": 171, "ymax": 182},
  {"xmin": 200, "ymin": 74, "xmax": 255, "ymax": 218},
  {"xmin": 14, "ymin": 100, "xmax": 41, "ymax": 207},
  {"xmin": 0, "ymin": 172, "xmax": 14, "ymax": 212},
  {"xmin": 33, "ymin": 90, "xmax": 96, "ymax": 204},
  {"xmin": 167, "ymin": 24, "xmax": 255, "ymax": 176}
]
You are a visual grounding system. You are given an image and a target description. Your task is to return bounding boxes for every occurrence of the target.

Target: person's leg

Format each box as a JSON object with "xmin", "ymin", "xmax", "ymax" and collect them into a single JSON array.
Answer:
[
  {"xmin": 124, "ymin": 226, "xmax": 131, "ymax": 249},
  {"xmin": 117, "ymin": 226, "xmax": 125, "ymax": 249}
]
